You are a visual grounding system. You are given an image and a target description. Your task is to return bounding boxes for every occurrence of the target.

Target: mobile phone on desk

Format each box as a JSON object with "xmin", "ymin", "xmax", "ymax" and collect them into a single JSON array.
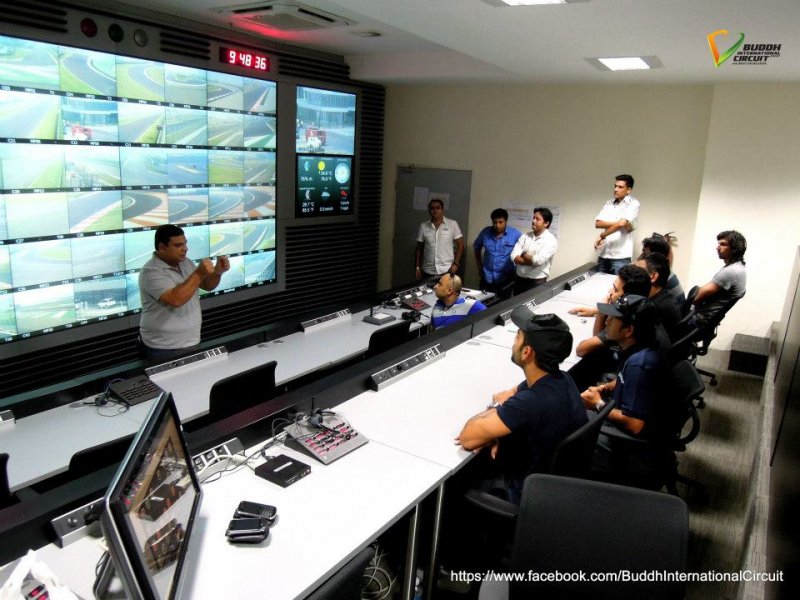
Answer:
[
  {"xmin": 235, "ymin": 500, "xmax": 277, "ymax": 523},
  {"xmin": 225, "ymin": 517, "xmax": 270, "ymax": 543}
]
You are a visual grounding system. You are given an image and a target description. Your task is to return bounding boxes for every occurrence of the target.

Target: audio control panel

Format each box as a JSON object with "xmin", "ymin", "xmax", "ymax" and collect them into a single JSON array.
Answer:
[
  {"xmin": 497, "ymin": 299, "xmax": 538, "ymax": 325},
  {"xmin": 369, "ymin": 344, "xmax": 445, "ymax": 391}
]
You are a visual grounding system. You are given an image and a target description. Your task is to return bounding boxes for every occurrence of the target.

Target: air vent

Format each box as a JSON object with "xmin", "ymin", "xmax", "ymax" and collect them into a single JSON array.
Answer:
[
  {"xmin": 219, "ymin": 1, "xmax": 356, "ymax": 31},
  {"xmin": 159, "ymin": 30, "xmax": 212, "ymax": 61},
  {"xmin": 0, "ymin": 0, "xmax": 68, "ymax": 33}
]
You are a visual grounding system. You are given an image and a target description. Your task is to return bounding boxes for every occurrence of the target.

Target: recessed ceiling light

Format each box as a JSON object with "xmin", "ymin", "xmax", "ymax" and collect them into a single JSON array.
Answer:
[
  {"xmin": 586, "ymin": 56, "xmax": 663, "ymax": 72},
  {"xmin": 350, "ymin": 31, "xmax": 382, "ymax": 38},
  {"xmin": 483, "ymin": 0, "xmax": 587, "ymax": 6},
  {"xmin": 598, "ymin": 57, "xmax": 650, "ymax": 71}
]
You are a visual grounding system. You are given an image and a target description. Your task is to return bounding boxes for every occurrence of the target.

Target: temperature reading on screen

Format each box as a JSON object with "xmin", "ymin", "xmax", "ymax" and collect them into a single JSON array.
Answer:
[{"xmin": 219, "ymin": 47, "xmax": 271, "ymax": 72}]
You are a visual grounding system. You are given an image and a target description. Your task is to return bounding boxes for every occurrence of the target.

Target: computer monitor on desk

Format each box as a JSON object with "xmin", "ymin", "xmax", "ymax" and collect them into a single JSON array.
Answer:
[{"xmin": 98, "ymin": 393, "xmax": 202, "ymax": 600}]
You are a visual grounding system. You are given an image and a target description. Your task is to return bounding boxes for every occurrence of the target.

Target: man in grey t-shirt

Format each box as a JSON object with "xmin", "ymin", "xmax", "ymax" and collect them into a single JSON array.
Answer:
[
  {"xmin": 139, "ymin": 224, "xmax": 230, "ymax": 362},
  {"xmin": 693, "ymin": 230, "xmax": 747, "ymax": 328}
]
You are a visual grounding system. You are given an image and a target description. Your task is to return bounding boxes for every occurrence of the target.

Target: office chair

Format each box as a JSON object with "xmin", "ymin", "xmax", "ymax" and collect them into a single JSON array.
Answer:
[
  {"xmin": 477, "ymin": 474, "xmax": 688, "ymax": 600},
  {"xmin": 303, "ymin": 545, "xmax": 375, "ymax": 600},
  {"xmin": 599, "ymin": 360, "xmax": 705, "ymax": 495},
  {"xmin": 69, "ymin": 434, "xmax": 136, "ymax": 479},
  {"xmin": 464, "ymin": 399, "xmax": 617, "ymax": 521},
  {"xmin": 366, "ymin": 320, "xmax": 413, "ymax": 357},
  {"xmin": 1, "ymin": 453, "xmax": 14, "ymax": 509}
]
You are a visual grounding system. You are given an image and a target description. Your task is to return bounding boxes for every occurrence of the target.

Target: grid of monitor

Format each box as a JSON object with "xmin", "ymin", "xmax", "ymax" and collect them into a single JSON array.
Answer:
[{"xmin": 0, "ymin": 33, "xmax": 356, "ymax": 345}]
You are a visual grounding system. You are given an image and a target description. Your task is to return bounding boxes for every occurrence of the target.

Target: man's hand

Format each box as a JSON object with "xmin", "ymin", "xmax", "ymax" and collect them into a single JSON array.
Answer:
[
  {"xmin": 594, "ymin": 236, "xmax": 606, "ymax": 249},
  {"xmin": 491, "ymin": 387, "xmax": 516, "ymax": 406},
  {"xmin": 214, "ymin": 256, "xmax": 230, "ymax": 274},
  {"xmin": 568, "ymin": 306, "xmax": 597, "ymax": 317},
  {"xmin": 196, "ymin": 259, "xmax": 214, "ymax": 276},
  {"xmin": 581, "ymin": 386, "xmax": 603, "ymax": 409}
]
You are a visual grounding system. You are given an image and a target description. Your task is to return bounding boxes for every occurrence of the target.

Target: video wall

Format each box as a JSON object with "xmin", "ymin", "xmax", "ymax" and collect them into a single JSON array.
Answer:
[{"xmin": 0, "ymin": 34, "xmax": 278, "ymax": 343}]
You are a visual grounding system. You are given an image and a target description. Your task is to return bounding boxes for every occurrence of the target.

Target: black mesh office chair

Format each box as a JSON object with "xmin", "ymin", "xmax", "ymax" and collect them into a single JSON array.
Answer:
[
  {"xmin": 478, "ymin": 474, "xmax": 688, "ymax": 600},
  {"xmin": 1, "ymin": 453, "xmax": 14, "ymax": 509},
  {"xmin": 366, "ymin": 320, "xmax": 413, "ymax": 357},
  {"xmin": 303, "ymin": 545, "xmax": 375, "ymax": 600},
  {"xmin": 69, "ymin": 434, "xmax": 136, "ymax": 478},
  {"xmin": 599, "ymin": 360, "xmax": 705, "ymax": 495}
]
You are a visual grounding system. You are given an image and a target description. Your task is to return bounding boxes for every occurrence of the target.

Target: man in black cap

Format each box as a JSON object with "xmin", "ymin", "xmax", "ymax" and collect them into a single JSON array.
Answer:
[
  {"xmin": 456, "ymin": 308, "xmax": 587, "ymax": 504},
  {"xmin": 580, "ymin": 294, "xmax": 667, "ymax": 480}
]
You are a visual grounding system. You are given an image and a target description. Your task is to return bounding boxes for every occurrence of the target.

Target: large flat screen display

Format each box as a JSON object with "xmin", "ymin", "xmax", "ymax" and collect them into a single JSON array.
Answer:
[{"xmin": 0, "ymin": 34, "xmax": 278, "ymax": 345}]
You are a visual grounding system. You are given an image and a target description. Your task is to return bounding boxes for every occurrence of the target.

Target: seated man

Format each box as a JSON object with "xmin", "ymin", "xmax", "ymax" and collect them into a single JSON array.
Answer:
[
  {"xmin": 566, "ymin": 264, "xmax": 652, "ymax": 390},
  {"xmin": 456, "ymin": 309, "xmax": 587, "ymax": 504},
  {"xmin": 430, "ymin": 273, "xmax": 486, "ymax": 329},
  {"xmin": 693, "ymin": 230, "xmax": 747, "ymax": 330},
  {"xmin": 634, "ymin": 252, "xmax": 681, "ymax": 337},
  {"xmin": 580, "ymin": 295, "xmax": 667, "ymax": 481},
  {"xmin": 642, "ymin": 232, "xmax": 685, "ymax": 308}
]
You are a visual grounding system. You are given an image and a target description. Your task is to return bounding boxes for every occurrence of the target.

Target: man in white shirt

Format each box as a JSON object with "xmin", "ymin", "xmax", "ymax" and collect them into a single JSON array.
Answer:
[
  {"xmin": 595, "ymin": 174, "xmax": 640, "ymax": 274},
  {"xmin": 415, "ymin": 198, "xmax": 464, "ymax": 280},
  {"xmin": 510, "ymin": 207, "xmax": 558, "ymax": 295}
]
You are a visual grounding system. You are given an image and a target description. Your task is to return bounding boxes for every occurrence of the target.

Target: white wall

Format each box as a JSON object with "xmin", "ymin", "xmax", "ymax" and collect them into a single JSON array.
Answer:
[
  {"xmin": 379, "ymin": 82, "xmax": 799, "ymax": 349},
  {"xmin": 690, "ymin": 83, "xmax": 800, "ymax": 347}
]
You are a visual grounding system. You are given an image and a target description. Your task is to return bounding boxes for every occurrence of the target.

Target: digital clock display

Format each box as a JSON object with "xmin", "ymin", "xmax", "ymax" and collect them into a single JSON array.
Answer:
[{"xmin": 219, "ymin": 46, "xmax": 271, "ymax": 72}]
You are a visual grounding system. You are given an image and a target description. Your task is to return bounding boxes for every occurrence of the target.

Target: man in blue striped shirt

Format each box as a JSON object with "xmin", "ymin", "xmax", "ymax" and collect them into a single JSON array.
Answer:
[
  {"xmin": 431, "ymin": 273, "xmax": 487, "ymax": 330},
  {"xmin": 472, "ymin": 208, "xmax": 522, "ymax": 299}
]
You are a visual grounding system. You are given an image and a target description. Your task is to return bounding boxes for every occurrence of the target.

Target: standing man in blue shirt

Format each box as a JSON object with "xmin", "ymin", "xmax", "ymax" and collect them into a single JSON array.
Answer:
[{"xmin": 472, "ymin": 208, "xmax": 521, "ymax": 300}]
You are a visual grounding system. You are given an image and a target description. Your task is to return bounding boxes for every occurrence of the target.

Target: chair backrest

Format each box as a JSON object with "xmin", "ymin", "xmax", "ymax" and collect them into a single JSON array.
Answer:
[
  {"xmin": 0, "ymin": 453, "xmax": 13, "ymax": 509},
  {"xmin": 666, "ymin": 360, "xmax": 705, "ymax": 437},
  {"xmin": 367, "ymin": 320, "xmax": 412, "ymax": 356},
  {"xmin": 549, "ymin": 398, "xmax": 616, "ymax": 478},
  {"xmin": 303, "ymin": 545, "xmax": 374, "ymax": 600},
  {"xmin": 209, "ymin": 360, "xmax": 277, "ymax": 421},
  {"xmin": 507, "ymin": 474, "xmax": 688, "ymax": 600},
  {"xmin": 69, "ymin": 433, "xmax": 136, "ymax": 478},
  {"xmin": 681, "ymin": 285, "xmax": 698, "ymax": 318}
]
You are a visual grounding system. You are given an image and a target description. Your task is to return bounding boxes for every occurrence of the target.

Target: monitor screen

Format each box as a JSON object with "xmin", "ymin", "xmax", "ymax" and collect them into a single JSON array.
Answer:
[
  {"xmin": 100, "ymin": 393, "xmax": 202, "ymax": 600},
  {"xmin": 295, "ymin": 154, "xmax": 353, "ymax": 218},
  {"xmin": 295, "ymin": 86, "xmax": 356, "ymax": 155},
  {"xmin": 0, "ymin": 33, "xmax": 278, "ymax": 345}
]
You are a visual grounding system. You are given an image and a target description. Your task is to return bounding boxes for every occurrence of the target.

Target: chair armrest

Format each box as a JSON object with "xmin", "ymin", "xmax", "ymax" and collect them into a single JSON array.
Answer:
[
  {"xmin": 464, "ymin": 489, "xmax": 518, "ymax": 520},
  {"xmin": 600, "ymin": 422, "xmax": 648, "ymax": 445}
]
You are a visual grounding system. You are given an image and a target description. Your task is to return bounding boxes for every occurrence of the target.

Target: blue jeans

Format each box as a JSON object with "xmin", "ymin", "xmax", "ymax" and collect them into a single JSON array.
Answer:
[{"xmin": 597, "ymin": 257, "xmax": 631, "ymax": 274}]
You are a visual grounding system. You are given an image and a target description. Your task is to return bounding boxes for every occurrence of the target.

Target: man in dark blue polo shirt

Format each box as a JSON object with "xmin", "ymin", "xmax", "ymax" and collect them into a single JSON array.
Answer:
[
  {"xmin": 472, "ymin": 208, "xmax": 521, "ymax": 300},
  {"xmin": 581, "ymin": 294, "xmax": 667, "ymax": 482},
  {"xmin": 457, "ymin": 309, "xmax": 587, "ymax": 504}
]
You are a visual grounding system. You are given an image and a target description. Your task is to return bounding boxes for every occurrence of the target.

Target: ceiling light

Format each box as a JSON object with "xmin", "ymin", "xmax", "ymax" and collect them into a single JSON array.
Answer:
[
  {"xmin": 586, "ymin": 56, "xmax": 663, "ymax": 72},
  {"xmin": 483, "ymin": 0, "xmax": 587, "ymax": 6},
  {"xmin": 598, "ymin": 57, "xmax": 650, "ymax": 71}
]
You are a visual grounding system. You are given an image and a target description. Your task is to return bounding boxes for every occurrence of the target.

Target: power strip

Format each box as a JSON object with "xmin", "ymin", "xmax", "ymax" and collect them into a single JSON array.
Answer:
[
  {"xmin": 146, "ymin": 346, "xmax": 228, "ymax": 376},
  {"xmin": 496, "ymin": 298, "xmax": 538, "ymax": 325},
  {"xmin": 300, "ymin": 309, "xmax": 352, "ymax": 331},
  {"xmin": 191, "ymin": 437, "xmax": 246, "ymax": 482},
  {"xmin": 369, "ymin": 344, "xmax": 445, "ymax": 391},
  {"xmin": 51, "ymin": 498, "xmax": 104, "ymax": 547}
]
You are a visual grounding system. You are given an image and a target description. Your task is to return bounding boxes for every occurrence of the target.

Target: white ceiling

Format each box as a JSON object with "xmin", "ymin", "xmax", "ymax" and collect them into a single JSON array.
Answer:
[{"xmin": 86, "ymin": 0, "xmax": 800, "ymax": 84}]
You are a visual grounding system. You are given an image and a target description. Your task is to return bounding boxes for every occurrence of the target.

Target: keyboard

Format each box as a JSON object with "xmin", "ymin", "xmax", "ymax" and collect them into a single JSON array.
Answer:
[
  {"xmin": 109, "ymin": 375, "xmax": 165, "ymax": 406},
  {"xmin": 284, "ymin": 413, "xmax": 367, "ymax": 465}
]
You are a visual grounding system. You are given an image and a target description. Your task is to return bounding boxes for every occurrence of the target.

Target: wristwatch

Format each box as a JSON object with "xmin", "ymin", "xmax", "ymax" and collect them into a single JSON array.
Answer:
[{"xmin": 594, "ymin": 400, "xmax": 607, "ymax": 413}]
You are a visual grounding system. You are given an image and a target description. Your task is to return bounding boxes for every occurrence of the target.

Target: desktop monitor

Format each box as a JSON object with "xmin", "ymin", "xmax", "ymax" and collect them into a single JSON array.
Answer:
[{"xmin": 99, "ymin": 392, "xmax": 202, "ymax": 600}]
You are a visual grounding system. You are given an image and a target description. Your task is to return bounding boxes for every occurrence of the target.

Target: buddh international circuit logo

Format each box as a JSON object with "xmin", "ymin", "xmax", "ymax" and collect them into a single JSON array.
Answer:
[{"xmin": 707, "ymin": 30, "xmax": 782, "ymax": 67}]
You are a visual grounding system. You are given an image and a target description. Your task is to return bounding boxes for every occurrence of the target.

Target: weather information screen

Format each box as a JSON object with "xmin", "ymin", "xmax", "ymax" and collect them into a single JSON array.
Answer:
[
  {"xmin": 0, "ymin": 34, "xmax": 279, "ymax": 344},
  {"xmin": 295, "ymin": 155, "xmax": 352, "ymax": 218}
]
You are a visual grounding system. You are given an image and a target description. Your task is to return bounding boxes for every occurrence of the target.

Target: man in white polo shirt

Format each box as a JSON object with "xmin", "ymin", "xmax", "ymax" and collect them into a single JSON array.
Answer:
[
  {"xmin": 594, "ymin": 174, "xmax": 640, "ymax": 274},
  {"xmin": 415, "ymin": 198, "xmax": 464, "ymax": 280}
]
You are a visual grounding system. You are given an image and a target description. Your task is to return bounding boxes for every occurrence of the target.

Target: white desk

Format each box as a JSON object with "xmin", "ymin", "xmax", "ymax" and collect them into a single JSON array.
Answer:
[
  {"xmin": 474, "ymin": 297, "xmax": 597, "ymax": 367},
  {"xmin": 555, "ymin": 272, "xmax": 616, "ymax": 305},
  {"xmin": 3, "ymin": 401, "xmax": 150, "ymax": 492},
  {"xmin": 336, "ymin": 340, "xmax": 522, "ymax": 472},
  {"xmin": 15, "ymin": 440, "xmax": 449, "ymax": 600}
]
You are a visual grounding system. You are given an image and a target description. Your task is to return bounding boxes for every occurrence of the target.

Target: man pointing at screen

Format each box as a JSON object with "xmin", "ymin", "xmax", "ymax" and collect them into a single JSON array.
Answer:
[{"xmin": 139, "ymin": 224, "xmax": 230, "ymax": 362}]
